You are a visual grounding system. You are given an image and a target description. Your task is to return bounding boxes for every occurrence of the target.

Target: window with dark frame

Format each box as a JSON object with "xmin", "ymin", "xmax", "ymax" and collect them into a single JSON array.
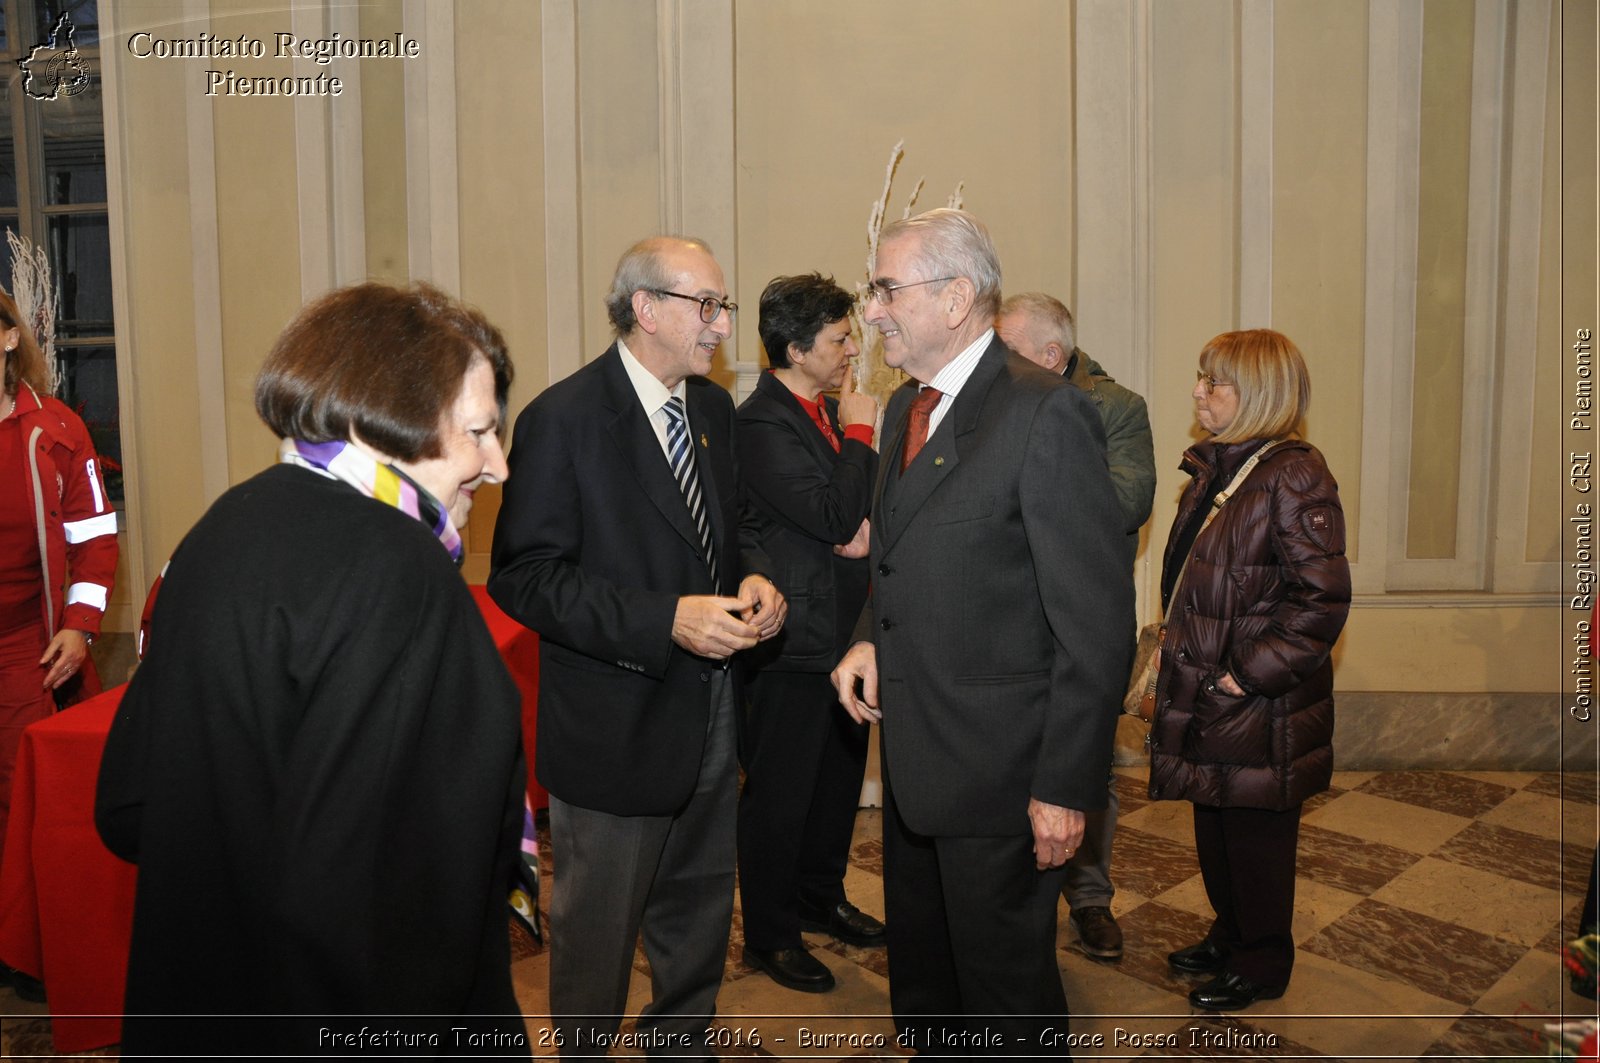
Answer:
[{"xmin": 1, "ymin": 0, "xmax": 119, "ymax": 501}]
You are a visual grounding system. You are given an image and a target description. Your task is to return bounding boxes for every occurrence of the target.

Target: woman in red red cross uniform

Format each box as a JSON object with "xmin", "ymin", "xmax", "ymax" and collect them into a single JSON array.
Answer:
[{"xmin": 0, "ymin": 287, "xmax": 118, "ymax": 867}]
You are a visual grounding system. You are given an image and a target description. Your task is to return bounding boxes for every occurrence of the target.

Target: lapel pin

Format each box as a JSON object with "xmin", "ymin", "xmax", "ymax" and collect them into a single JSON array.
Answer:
[
  {"xmin": 934, "ymin": 456, "xmax": 945, "ymax": 466},
  {"xmin": 700, "ymin": 433, "xmax": 709, "ymax": 448}
]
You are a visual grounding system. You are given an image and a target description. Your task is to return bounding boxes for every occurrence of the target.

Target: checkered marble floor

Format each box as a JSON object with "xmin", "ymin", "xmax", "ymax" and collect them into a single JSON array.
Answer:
[{"xmin": 4, "ymin": 768, "xmax": 1596, "ymax": 1059}]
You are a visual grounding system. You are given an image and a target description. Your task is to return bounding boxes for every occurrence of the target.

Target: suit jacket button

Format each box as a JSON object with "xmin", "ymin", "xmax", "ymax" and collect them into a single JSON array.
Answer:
[
  {"xmin": 700, "ymin": 671, "xmax": 711, "ymax": 682},
  {"xmin": 880, "ymin": 618, "xmax": 893, "ymax": 631},
  {"xmin": 878, "ymin": 564, "xmax": 892, "ymax": 577}
]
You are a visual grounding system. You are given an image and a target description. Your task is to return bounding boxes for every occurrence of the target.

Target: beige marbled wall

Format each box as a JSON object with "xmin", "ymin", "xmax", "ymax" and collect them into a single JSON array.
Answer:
[{"xmin": 94, "ymin": 0, "xmax": 1587, "ymax": 713}]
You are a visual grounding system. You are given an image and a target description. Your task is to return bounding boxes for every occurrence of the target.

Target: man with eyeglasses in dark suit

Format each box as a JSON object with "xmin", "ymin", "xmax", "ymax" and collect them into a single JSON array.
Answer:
[{"xmin": 491, "ymin": 236, "xmax": 784, "ymax": 1060}]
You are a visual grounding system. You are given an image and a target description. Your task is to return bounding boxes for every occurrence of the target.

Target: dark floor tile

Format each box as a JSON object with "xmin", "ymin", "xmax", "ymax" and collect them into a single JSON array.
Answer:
[
  {"xmin": 1114, "ymin": 771, "xmax": 1151, "ymax": 814},
  {"xmin": 1301, "ymin": 898, "xmax": 1528, "ymax": 1007},
  {"xmin": 1433, "ymin": 820, "xmax": 1595, "ymax": 894},
  {"xmin": 1420, "ymin": 1009, "xmax": 1555, "ymax": 1059},
  {"xmin": 1301, "ymin": 782, "xmax": 1345, "ymax": 816},
  {"xmin": 1111, "ymin": 900, "xmax": 1217, "ymax": 998},
  {"xmin": 850, "ymin": 834, "xmax": 884, "ymax": 878},
  {"xmin": 1144, "ymin": 1015, "xmax": 1326, "ymax": 1057},
  {"xmin": 1296, "ymin": 823, "xmax": 1419, "ymax": 895},
  {"xmin": 815, "ymin": 934, "xmax": 891, "ymax": 980},
  {"xmin": 1111, "ymin": 826, "xmax": 1203, "ymax": 899},
  {"xmin": 1354, "ymin": 770, "xmax": 1516, "ymax": 818},
  {"xmin": 509, "ymin": 914, "xmax": 543, "ymax": 961},
  {"xmin": 1527, "ymin": 771, "xmax": 1599, "ymax": 806}
]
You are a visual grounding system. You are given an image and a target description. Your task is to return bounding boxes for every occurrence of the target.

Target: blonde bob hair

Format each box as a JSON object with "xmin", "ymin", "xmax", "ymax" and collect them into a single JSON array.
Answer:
[{"xmin": 1198, "ymin": 328, "xmax": 1310, "ymax": 443}]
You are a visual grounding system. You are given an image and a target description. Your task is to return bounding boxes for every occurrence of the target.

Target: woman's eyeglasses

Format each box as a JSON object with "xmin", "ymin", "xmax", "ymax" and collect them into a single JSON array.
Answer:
[{"xmin": 1196, "ymin": 371, "xmax": 1235, "ymax": 394}]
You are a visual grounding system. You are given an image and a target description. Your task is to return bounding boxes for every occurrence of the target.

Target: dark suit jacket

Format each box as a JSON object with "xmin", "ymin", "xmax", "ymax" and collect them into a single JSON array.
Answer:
[
  {"xmin": 736, "ymin": 371, "xmax": 877, "ymax": 672},
  {"xmin": 863, "ymin": 338, "xmax": 1135, "ymax": 837},
  {"xmin": 489, "ymin": 344, "xmax": 771, "ymax": 816}
]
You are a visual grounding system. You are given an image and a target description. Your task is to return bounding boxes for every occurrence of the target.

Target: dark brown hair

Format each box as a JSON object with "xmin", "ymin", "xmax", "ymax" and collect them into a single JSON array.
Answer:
[
  {"xmin": 0, "ymin": 286, "xmax": 52, "ymax": 398},
  {"xmin": 255, "ymin": 282, "xmax": 511, "ymax": 460}
]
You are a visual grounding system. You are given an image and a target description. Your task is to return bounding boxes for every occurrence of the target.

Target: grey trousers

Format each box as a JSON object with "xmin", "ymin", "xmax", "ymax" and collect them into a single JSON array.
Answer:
[
  {"xmin": 1063, "ymin": 769, "xmax": 1118, "ymax": 910},
  {"xmin": 547, "ymin": 671, "xmax": 737, "ymax": 1059}
]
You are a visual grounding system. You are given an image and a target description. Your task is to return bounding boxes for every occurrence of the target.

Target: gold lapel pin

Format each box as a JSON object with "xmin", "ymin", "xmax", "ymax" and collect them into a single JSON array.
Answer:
[
  {"xmin": 934, "ymin": 456, "xmax": 945, "ymax": 466},
  {"xmin": 700, "ymin": 433, "xmax": 709, "ymax": 448}
]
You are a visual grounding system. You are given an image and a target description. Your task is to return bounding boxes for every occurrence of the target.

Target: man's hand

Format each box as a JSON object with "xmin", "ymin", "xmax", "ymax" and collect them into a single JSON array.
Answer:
[
  {"xmin": 672, "ymin": 596, "xmax": 761, "ymax": 659},
  {"xmin": 40, "ymin": 628, "xmax": 89, "ymax": 691},
  {"xmin": 837, "ymin": 365, "xmax": 878, "ymax": 429},
  {"xmin": 830, "ymin": 641, "xmax": 880, "ymax": 723},
  {"xmin": 1216, "ymin": 672, "xmax": 1245, "ymax": 696},
  {"xmin": 737, "ymin": 574, "xmax": 787, "ymax": 642},
  {"xmin": 1027, "ymin": 798, "xmax": 1085, "ymax": 870},
  {"xmin": 833, "ymin": 518, "xmax": 870, "ymax": 559}
]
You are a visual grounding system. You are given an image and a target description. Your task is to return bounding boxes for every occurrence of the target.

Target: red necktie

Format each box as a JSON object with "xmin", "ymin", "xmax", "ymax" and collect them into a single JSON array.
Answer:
[{"xmin": 900, "ymin": 387, "xmax": 943, "ymax": 473}]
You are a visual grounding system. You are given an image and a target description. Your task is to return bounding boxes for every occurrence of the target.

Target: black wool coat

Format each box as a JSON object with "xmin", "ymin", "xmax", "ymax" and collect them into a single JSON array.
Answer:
[{"xmin": 96, "ymin": 465, "xmax": 527, "ymax": 1056}]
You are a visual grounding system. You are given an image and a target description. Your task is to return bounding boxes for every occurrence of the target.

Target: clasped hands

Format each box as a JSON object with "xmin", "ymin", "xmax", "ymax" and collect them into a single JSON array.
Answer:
[{"xmin": 670, "ymin": 574, "xmax": 786, "ymax": 659}]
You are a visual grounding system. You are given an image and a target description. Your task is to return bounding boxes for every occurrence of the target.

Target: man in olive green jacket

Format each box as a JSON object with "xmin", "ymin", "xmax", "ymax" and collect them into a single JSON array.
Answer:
[{"xmin": 998, "ymin": 292, "xmax": 1156, "ymax": 961}]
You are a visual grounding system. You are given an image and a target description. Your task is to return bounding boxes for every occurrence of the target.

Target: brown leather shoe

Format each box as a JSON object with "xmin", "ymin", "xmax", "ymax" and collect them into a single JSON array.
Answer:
[{"xmin": 1070, "ymin": 906, "xmax": 1124, "ymax": 959}]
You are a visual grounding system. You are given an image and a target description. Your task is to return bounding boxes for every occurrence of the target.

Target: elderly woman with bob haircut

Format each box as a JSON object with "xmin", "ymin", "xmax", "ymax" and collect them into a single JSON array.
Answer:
[
  {"xmin": 96, "ymin": 282, "xmax": 530, "ymax": 1056},
  {"xmin": 1150, "ymin": 329, "xmax": 1349, "ymax": 1013}
]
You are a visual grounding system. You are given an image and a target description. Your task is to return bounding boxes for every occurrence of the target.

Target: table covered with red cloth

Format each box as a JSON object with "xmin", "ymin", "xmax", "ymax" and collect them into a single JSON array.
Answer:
[
  {"xmin": 0, "ymin": 683, "xmax": 130, "ymax": 1052},
  {"xmin": 470, "ymin": 583, "xmax": 546, "ymax": 811},
  {"xmin": 0, "ymin": 588, "xmax": 542, "ymax": 1052}
]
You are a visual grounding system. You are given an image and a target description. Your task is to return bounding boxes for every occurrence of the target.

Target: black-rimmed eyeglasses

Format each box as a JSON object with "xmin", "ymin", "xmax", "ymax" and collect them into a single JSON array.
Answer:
[
  {"xmin": 653, "ymin": 289, "xmax": 738, "ymax": 323},
  {"xmin": 1196, "ymin": 371, "xmax": 1236, "ymax": 394},
  {"xmin": 861, "ymin": 276, "xmax": 958, "ymax": 306}
]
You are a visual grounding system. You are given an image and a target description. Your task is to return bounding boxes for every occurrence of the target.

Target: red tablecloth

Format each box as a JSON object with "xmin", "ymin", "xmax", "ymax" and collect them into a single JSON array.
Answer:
[
  {"xmin": 0, "ymin": 683, "xmax": 131, "ymax": 1052},
  {"xmin": 0, "ymin": 588, "xmax": 542, "ymax": 1052},
  {"xmin": 470, "ymin": 583, "xmax": 546, "ymax": 811}
]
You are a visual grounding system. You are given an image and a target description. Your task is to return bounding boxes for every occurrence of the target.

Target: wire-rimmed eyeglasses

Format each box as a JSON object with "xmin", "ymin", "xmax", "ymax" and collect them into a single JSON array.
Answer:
[
  {"xmin": 861, "ymin": 276, "xmax": 958, "ymax": 306},
  {"xmin": 1196, "ymin": 370, "xmax": 1236, "ymax": 394},
  {"xmin": 653, "ymin": 289, "xmax": 737, "ymax": 323}
]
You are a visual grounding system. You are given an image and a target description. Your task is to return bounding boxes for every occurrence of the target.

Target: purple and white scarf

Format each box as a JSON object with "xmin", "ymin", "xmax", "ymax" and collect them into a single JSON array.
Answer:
[{"xmin": 279, "ymin": 438, "xmax": 463, "ymax": 564}]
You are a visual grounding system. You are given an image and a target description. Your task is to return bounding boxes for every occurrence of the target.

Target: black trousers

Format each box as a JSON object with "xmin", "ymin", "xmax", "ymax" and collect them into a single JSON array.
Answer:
[
  {"xmin": 1192, "ymin": 802, "xmax": 1302, "ymax": 986},
  {"xmin": 737, "ymin": 669, "xmax": 870, "ymax": 949},
  {"xmin": 882, "ymin": 769, "xmax": 1072, "ymax": 1059}
]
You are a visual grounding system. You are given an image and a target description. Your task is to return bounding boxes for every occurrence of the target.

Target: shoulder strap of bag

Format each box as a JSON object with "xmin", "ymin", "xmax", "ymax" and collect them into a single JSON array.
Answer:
[{"xmin": 1166, "ymin": 439, "xmax": 1281, "ymax": 612}]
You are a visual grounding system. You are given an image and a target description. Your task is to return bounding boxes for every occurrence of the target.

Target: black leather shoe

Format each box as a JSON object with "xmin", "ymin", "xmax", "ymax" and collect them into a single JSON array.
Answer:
[
  {"xmin": 1188, "ymin": 971, "xmax": 1284, "ymax": 1011},
  {"xmin": 1, "ymin": 961, "xmax": 45, "ymax": 1003},
  {"xmin": 742, "ymin": 946, "xmax": 835, "ymax": 993},
  {"xmin": 1168, "ymin": 939, "xmax": 1229, "ymax": 973},
  {"xmin": 800, "ymin": 901, "xmax": 886, "ymax": 947}
]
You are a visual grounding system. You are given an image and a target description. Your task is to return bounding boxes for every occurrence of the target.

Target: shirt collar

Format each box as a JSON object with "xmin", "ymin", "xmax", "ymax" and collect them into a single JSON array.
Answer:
[
  {"xmin": 926, "ymin": 328, "xmax": 994, "ymax": 398},
  {"xmin": 617, "ymin": 338, "xmax": 685, "ymax": 415}
]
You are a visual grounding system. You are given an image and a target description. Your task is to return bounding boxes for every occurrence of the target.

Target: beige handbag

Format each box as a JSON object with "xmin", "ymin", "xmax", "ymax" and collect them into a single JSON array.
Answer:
[
  {"xmin": 1121, "ymin": 440, "xmax": 1281, "ymax": 725},
  {"xmin": 1122, "ymin": 622, "xmax": 1165, "ymax": 722}
]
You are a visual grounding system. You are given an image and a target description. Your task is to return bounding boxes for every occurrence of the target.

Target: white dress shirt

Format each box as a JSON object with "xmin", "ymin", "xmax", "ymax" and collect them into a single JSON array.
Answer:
[{"xmin": 923, "ymin": 328, "xmax": 995, "ymax": 436}]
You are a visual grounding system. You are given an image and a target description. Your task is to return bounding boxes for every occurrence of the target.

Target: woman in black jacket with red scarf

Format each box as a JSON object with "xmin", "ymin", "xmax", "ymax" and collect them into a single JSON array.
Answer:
[
  {"xmin": 1150, "ymin": 329, "xmax": 1350, "ymax": 1012},
  {"xmin": 734, "ymin": 273, "xmax": 882, "ymax": 994}
]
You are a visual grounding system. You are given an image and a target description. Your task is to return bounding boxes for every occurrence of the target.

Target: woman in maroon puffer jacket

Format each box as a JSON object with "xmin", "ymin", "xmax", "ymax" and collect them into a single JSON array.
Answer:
[{"xmin": 1149, "ymin": 329, "xmax": 1350, "ymax": 1013}]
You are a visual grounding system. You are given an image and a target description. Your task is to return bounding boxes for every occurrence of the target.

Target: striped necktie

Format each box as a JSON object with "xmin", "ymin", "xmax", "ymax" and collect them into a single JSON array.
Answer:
[{"xmin": 664, "ymin": 396, "xmax": 720, "ymax": 591}]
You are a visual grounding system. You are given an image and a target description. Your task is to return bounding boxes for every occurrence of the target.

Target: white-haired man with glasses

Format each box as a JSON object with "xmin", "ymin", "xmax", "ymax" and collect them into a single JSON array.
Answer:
[
  {"xmin": 832, "ymin": 209, "xmax": 1133, "ymax": 1054},
  {"xmin": 491, "ymin": 235, "xmax": 785, "ymax": 1059}
]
